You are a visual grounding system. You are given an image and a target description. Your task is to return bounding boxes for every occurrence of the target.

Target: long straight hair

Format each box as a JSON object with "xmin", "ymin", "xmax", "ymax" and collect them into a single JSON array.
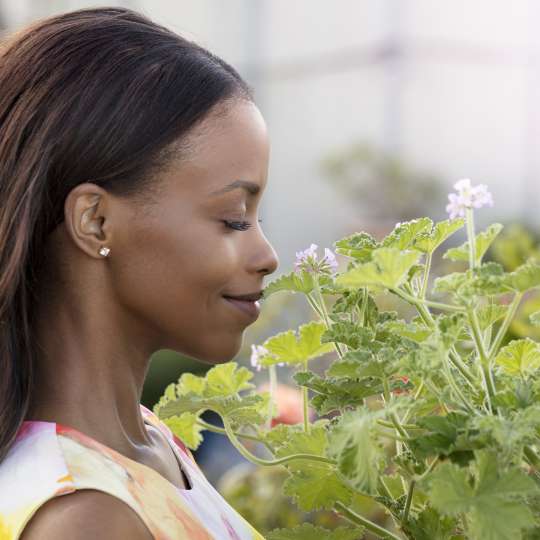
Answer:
[{"xmin": 0, "ymin": 6, "xmax": 253, "ymax": 463}]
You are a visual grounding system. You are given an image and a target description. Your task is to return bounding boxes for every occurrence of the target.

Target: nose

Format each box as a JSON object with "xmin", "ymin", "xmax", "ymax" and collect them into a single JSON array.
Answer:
[{"xmin": 256, "ymin": 232, "xmax": 279, "ymax": 277}]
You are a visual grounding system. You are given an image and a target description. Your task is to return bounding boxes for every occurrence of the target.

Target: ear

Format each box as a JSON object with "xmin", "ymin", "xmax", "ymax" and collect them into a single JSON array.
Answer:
[{"xmin": 63, "ymin": 183, "xmax": 112, "ymax": 259}]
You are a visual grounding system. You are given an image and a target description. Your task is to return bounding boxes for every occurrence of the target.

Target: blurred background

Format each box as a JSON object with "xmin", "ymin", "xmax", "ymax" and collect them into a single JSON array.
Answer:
[{"xmin": 5, "ymin": 0, "xmax": 540, "ymax": 534}]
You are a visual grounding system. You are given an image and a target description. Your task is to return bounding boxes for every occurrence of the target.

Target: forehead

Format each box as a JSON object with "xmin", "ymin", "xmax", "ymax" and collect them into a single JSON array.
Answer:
[{"xmin": 169, "ymin": 100, "xmax": 270, "ymax": 199}]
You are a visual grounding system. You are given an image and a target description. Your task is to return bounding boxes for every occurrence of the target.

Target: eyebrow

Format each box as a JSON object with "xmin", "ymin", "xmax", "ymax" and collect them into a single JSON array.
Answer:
[{"xmin": 209, "ymin": 180, "xmax": 260, "ymax": 197}]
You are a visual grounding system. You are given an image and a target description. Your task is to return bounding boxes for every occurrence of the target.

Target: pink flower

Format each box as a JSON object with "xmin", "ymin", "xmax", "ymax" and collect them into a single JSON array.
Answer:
[
  {"xmin": 294, "ymin": 244, "xmax": 339, "ymax": 275},
  {"xmin": 250, "ymin": 344, "xmax": 284, "ymax": 371},
  {"xmin": 446, "ymin": 178, "xmax": 493, "ymax": 219}
]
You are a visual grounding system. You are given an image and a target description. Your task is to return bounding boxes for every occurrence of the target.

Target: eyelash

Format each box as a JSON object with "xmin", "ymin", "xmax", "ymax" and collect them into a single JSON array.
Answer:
[{"xmin": 223, "ymin": 219, "xmax": 263, "ymax": 231}]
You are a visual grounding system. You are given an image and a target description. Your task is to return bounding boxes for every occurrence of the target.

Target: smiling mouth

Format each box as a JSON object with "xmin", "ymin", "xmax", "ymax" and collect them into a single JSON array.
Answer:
[{"xmin": 223, "ymin": 296, "xmax": 261, "ymax": 321}]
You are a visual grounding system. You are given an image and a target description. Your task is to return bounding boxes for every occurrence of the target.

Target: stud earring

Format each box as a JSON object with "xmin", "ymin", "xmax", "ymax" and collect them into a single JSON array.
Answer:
[{"xmin": 99, "ymin": 246, "xmax": 110, "ymax": 257}]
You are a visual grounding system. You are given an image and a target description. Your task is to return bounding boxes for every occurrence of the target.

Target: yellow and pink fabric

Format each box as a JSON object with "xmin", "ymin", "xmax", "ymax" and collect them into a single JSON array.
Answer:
[{"xmin": 0, "ymin": 403, "xmax": 265, "ymax": 539}]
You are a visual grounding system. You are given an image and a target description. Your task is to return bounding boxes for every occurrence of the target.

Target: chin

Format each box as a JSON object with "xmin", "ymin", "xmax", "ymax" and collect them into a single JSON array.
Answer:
[{"xmin": 186, "ymin": 337, "xmax": 244, "ymax": 365}]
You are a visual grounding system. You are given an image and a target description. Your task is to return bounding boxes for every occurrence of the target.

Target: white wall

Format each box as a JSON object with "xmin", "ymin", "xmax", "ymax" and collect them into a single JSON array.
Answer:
[{"xmin": 2, "ymin": 0, "xmax": 539, "ymax": 271}]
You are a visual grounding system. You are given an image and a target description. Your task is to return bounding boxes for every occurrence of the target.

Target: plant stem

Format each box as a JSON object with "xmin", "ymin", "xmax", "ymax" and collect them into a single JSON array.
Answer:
[
  {"xmin": 402, "ymin": 480, "xmax": 415, "ymax": 525},
  {"xmin": 394, "ymin": 287, "xmax": 465, "ymax": 313},
  {"xmin": 302, "ymin": 359, "xmax": 310, "ymax": 433},
  {"xmin": 333, "ymin": 501, "xmax": 403, "ymax": 540},
  {"xmin": 465, "ymin": 207, "xmax": 477, "ymax": 269},
  {"xmin": 196, "ymin": 419, "xmax": 267, "ymax": 445},
  {"xmin": 382, "ymin": 377, "xmax": 409, "ymax": 440},
  {"xmin": 468, "ymin": 308, "xmax": 495, "ymax": 412},
  {"xmin": 402, "ymin": 283, "xmax": 477, "ymax": 387},
  {"xmin": 488, "ymin": 292, "xmax": 523, "ymax": 359},
  {"xmin": 375, "ymin": 428, "xmax": 412, "ymax": 442},
  {"xmin": 359, "ymin": 287, "xmax": 368, "ymax": 325},
  {"xmin": 377, "ymin": 419, "xmax": 423, "ymax": 430},
  {"xmin": 310, "ymin": 279, "xmax": 345, "ymax": 359},
  {"xmin": 442, "ymin": 352, "xmax": 476, "ymax": 414},
  {"xmin": 420, "ymin": 252, "xmax": 432, "ymax": 299},
  {"xmin": 448, "ymin": 348, "xmax": 477, "ymax": 389},
  {"xmin": 221, "ymin": 416, "xmax": 335, "ymax": 467},
  {"xmin": 402, "ymin": 380, "xmax": 425, "ymax": 424},
  {"xmin": 266, "ymin": 364, "xmax": 277, "ymax": 430}
]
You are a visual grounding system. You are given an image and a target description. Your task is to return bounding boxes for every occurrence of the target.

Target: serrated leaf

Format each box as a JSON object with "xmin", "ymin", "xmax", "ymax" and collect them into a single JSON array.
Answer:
[
  {"xmin": 414, "ymin": 218, "xmax": 466, "ymax": 254},
  {"xmin": 327, "ymin": 407, "xmax": 387, "ymax": 495},
  {"xmin": 427, "ymin": 450, "xmax": 537, "ymax": 540},
  {"xmin": 382, "ymin": 218, "xmax": 434, "ymax": 250},
  {"xmin": 162, "ymin": 412, "xmax": 204, "ymax": 450},
  {"xmin": 294, "ymin": 371, "xmax": 381, "ymax": 413},
  {"xmin": 282, "ymin": 467, "xmax": 354, "ymax": 512},
  {"xmin": 506, "ymin": 259, "xmax": 540, "ymax": 292},
  {"xmin": 334, "ymin": 231, "xmax": 379, "ymax": 262},
  {"xmin": 267, "ymin": 523, "xmax": 361, "ymax": 540},
  {"xmin": 262, "ymin": 269, "xmax": 315, "ymax": 297},
  {"xmin": 380, "ymin": 320, "xmax": 432, "ymax": 343},
  {"xmin": 155, "ymin": 392, "xmax": 266, "ymax": 428},
  {"xmin": 275, "ymin": 426, "xmax": 354, "ymax": 511},
  {"xmin": 261, "ymin": 321, "xmax": 335, "ymax": 366},
  {"xmin": 495, "ymin": 338, "xmax": 540, "ymax": 378},
  {"xmin": 403, "ymin": 507, "xmax": 458, "ymax": 540},
  {"xmin": 477, "ymin": 304, "xmax": 509, "ymax": 331},
  {"xmin": 321, "ymin": 321, "xmax": 375, "ymax": 349},
  {"xmin": 433, "ymin": 271, "xmax": 469, "ymax": 297},
  {"xmin": 410, "ymin": 412, "xmax": 469, "ymax": 459},
  {"xmin": 336, "ymin": 247, "xmax": 422, "ymax": 290},
  {"xmin": 176, "ymin": 373, "xmax": 206, "ymax": 396},
  {"xmin": 204, "ymin": 362, "xmax": 255, "ymax": 397},
  {"xmin": 443, "ymin": 223, "xmax": 503, "ymax": 265}
]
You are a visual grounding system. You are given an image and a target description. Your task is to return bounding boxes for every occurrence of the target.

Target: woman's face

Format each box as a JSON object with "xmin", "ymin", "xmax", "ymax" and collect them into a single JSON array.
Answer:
[{"xmin": 113, "ymin": 100, "xmax": 279, "ymax": 364}]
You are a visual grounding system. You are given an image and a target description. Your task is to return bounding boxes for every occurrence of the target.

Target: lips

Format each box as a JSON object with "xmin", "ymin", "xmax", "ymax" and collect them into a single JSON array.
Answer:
[{"xmin": 223, "ymin": 296, "xmax": 261, "ymax": 321}]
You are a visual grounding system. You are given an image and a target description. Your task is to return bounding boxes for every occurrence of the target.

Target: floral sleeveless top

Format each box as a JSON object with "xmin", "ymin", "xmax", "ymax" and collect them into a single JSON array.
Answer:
[{"xmin": 0, "ymin": 404, "xmax": 265, "ymax": 539}]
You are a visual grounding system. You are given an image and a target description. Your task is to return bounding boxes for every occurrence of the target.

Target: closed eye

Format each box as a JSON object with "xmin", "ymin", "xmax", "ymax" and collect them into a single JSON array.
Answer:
[{"xmin": 223, "ymin": 219, "xmax": 263, "ymax": 231}]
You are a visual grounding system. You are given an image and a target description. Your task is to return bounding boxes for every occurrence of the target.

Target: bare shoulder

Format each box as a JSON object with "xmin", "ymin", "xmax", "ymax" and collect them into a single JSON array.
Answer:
[{"xmin": 20, "ymin": 489, "xmax": 154, "ymax": 540}]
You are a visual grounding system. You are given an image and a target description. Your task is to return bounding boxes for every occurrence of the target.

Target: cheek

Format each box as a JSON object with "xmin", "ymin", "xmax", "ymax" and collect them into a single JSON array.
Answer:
[{"xmin": 110, "ymin": 219, "xmax": 245, "ymax": 361}]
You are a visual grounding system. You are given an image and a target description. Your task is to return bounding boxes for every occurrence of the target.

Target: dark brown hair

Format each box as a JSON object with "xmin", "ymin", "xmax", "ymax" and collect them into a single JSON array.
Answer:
[{"xmin": 0, "ymin": 6, "xmax": 253, "ymax": 463}]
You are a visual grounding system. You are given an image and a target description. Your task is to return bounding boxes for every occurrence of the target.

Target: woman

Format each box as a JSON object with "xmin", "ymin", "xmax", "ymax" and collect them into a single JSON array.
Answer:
[{"xmin": 0, "ymin": 6, "xmax": 278, "ymax": 539}]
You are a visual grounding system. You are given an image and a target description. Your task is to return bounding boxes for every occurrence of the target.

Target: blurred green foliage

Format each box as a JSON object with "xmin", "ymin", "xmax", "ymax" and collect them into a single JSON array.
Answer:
[
  {"xmin": 489, "ymin": 223, "xmax": 540, "ymax": 342},
  {"xmin": 320, "ymin": 142, "xmax": 443, "ymax": 222}
]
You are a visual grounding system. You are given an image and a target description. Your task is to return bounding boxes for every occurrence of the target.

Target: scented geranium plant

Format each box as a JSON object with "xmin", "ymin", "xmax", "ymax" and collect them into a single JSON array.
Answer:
[{"xmin": 155, "ymin": 179, "xmax": 540, "ymax": 540}]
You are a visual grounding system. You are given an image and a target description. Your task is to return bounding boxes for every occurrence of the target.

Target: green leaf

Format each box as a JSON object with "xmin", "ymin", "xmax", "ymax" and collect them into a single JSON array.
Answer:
[
  {"xmin": 262, "ymin": 269, "xmax": 315, "ymax": 297},
  {"xmin": 495, "ymin": 338, "xmax": 540, "ymax": 378},
  {"xmin": 261, "ymin": 321, "xmax": 335, "ymax": 367},
  {"xmin": 267, "ymin": 524, "xmax": 361, "ymax": 540},
  {"xmin": 414, "ymin": 218, "xmax": 466, "ymax": 254},
  {"xmin": 403, "ymin": 507, "xmax": 459, "ymax": 540},
  {"xmin": 176, "ymin": 373, "xmax": 206, "ymax": 397},
  {"xmin": 294, "ymin": 371, "xmax": 381, "ymax": 414},
  {"xmin": 506, "ymin": 259, "xmax": 540, "ymax": 292},
  {"xmin": 326, "ymin": 349, "xmax": 386, "ymax": 379},
  {"xmin": 380, "ymin": 320, "xmax": 432, "ymax": 343},
  {"xmin": 162, "ymin": 412, "xmax": 204, "ymax": 450},
  {"xmin": 327, "ymin": 407, "xmax": 387, "ymax": 495},
  {"xmin": 443, "ymin": 223, "xmax": 504, "ymax": 265},
  {"xmin": 334, "ymin": 231, "xmax": 379, "ymax": 262},
  {"xmin": 432, "ymin": 271, "xmax": 469, "ymax": 297},
  {"xmin": 382, "ymin": 218, "xmax": 434, "ymax": 250},
  {"xmin": 410, "ymin": 412, "xmax": 469, "ymax": 459},
  {"xmin": 477, "ymin": 304, "xmax": 509, "ymax": 331},
  {"xmin": 336, "ymin": 247, "xmax": 422, "ymax": 290},
  {"xmin": 275, "ymin": 426, "xmax": 354, "ymax": 511},
  {"xmin": 427, "ymin": 451, "xmax": 537, "ymax": 540},
  {"xmin": 204, "ymin": 362, "xmax": 255, "ymax": 397},
  {"xmin": 321, "ymin": 321, "xmax": 375, "ymax": 349},
  {"xmin": 156, "ymin": 392, "xmax": 266, "ymax": 424}
]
